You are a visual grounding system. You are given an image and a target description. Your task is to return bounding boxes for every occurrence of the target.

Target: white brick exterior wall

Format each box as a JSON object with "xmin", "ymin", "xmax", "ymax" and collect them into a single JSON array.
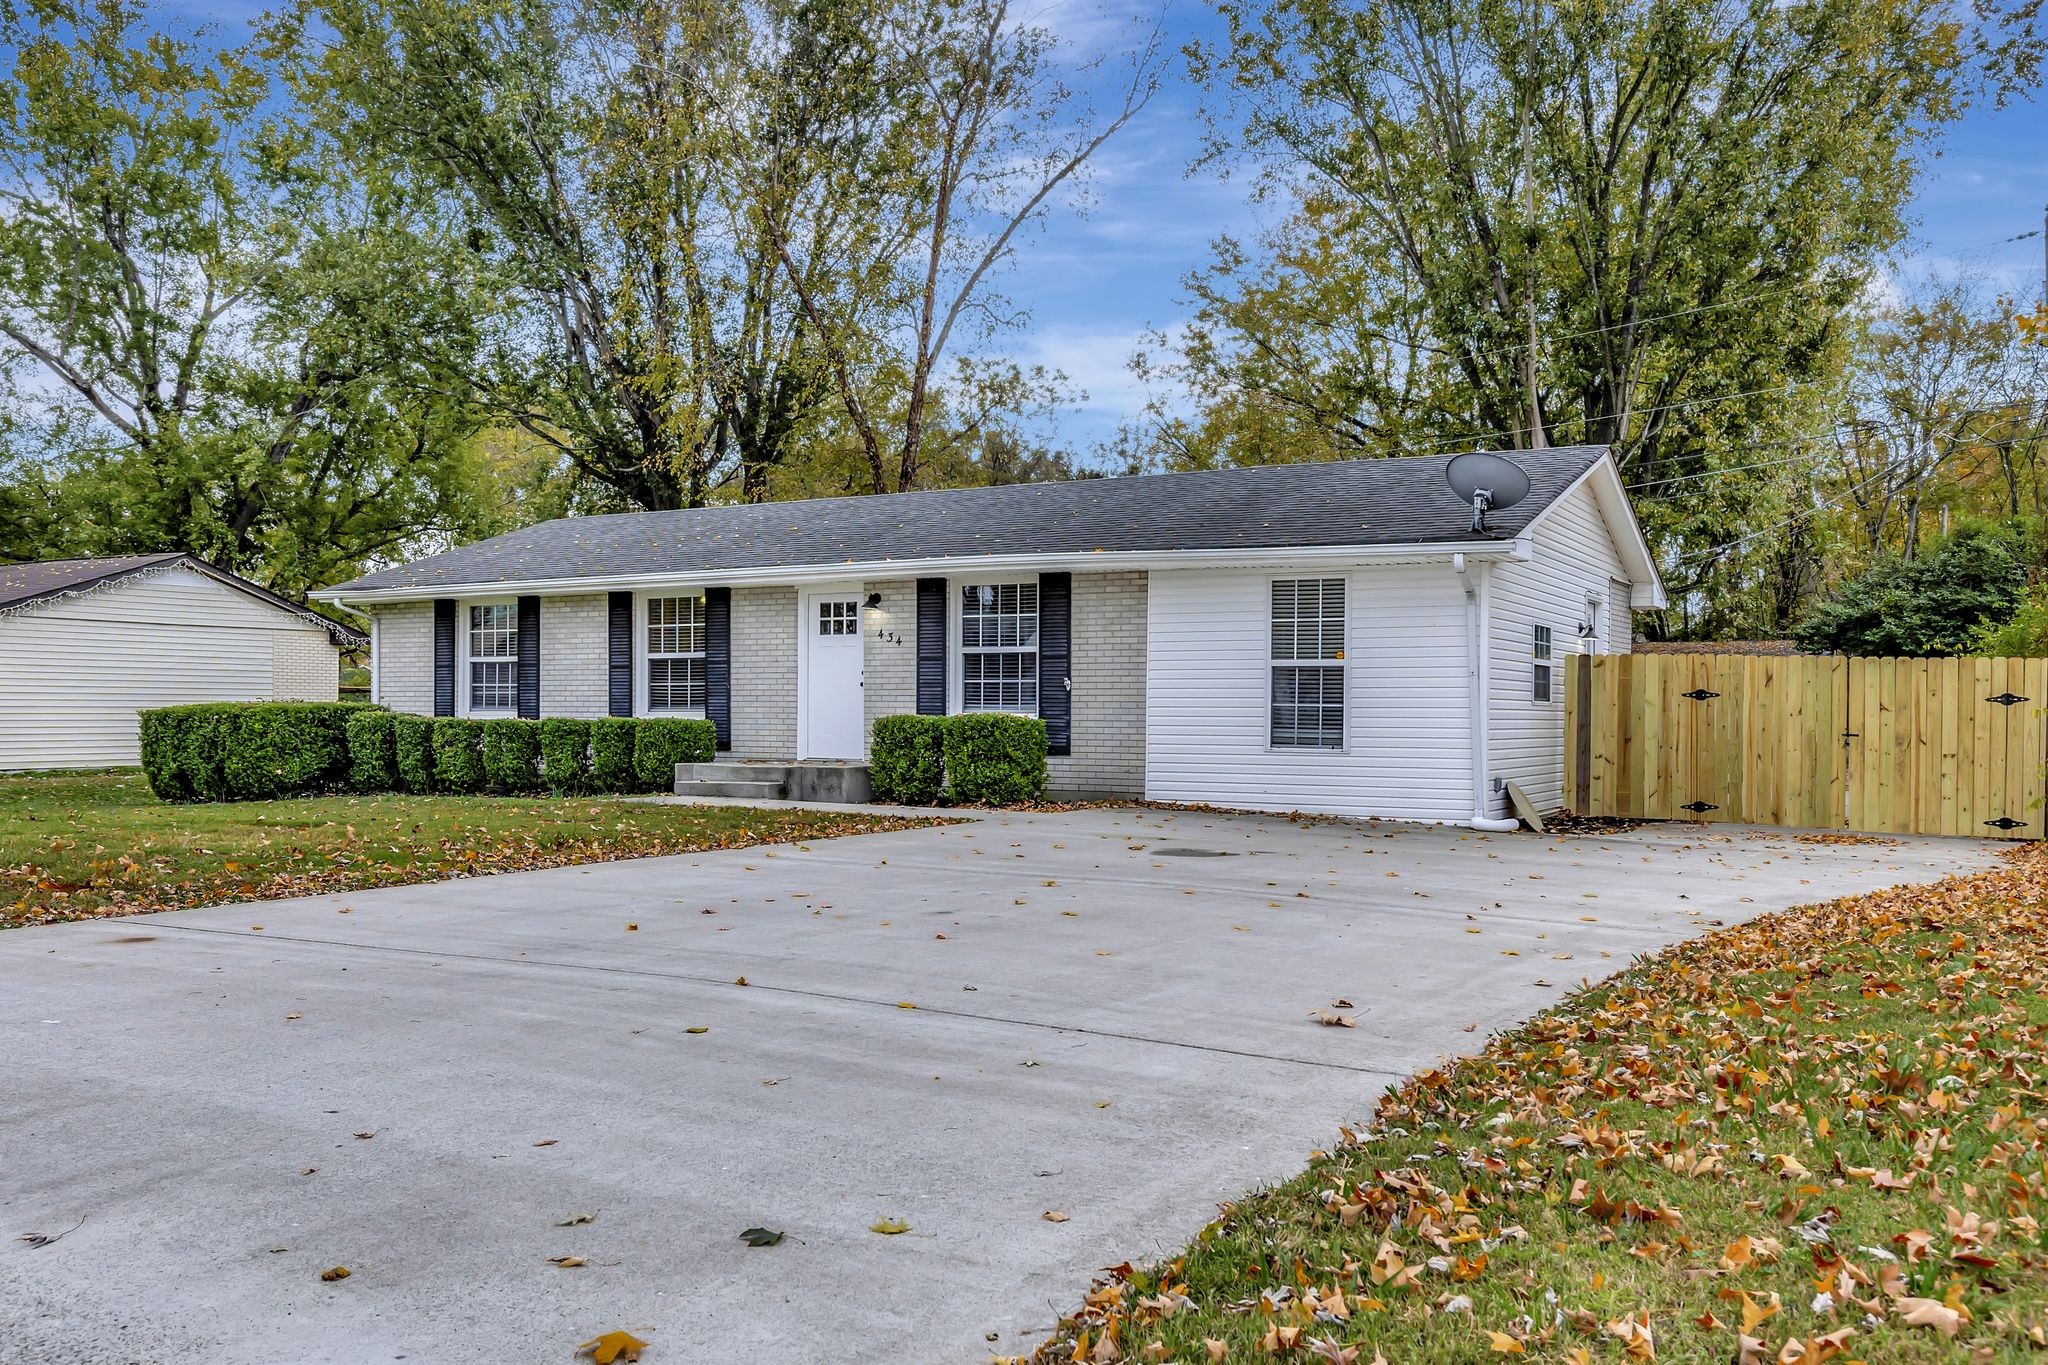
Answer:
[
  {"xmin": 861, "ymin": 579, "xmax": 919, "ymax": 755},
  {"xmin": 1048, "ymin": 571, "xmax": 1147, "ymax": 799},
  {"xmin": 540, "ymin": 594, "xmax": 609, "ymax": 718},
  {"xmin": 731, "ymin": 586, "xmax": 797, "ymax": 758},
  {"xmin": 365, "ymin": 573, "xmax": 1150, "ymax": 796},
  {"xmin": 271, "ymin": 629, "xmax": 341, "ymax": 700},
  {"xmin": 373, "ymin": 602, "xmax": 434, "ymax": 715}
]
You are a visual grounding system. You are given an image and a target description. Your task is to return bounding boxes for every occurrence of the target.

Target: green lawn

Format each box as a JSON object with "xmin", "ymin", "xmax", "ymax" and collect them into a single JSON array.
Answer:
[
  {"xmin": 1029, "ymin": 844, "xmax": 2048, "ymax": 1365},
  {"xmin": 1, "ymin": 769, "xmax": 932, "ymax": 930}
]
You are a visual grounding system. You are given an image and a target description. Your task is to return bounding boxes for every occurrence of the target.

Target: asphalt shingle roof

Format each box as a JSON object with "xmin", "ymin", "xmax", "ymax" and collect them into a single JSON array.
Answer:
[
  {"xmin": 0, "ymin": 553, "xmax": 365, "ymax": 646},
  {"xmin": 328, "ymin": 446, "xmax": 1609, "ymax": 595},
  {"xmin": 0, "ymin": 554, "xmax": 186, "ymax": 611}
]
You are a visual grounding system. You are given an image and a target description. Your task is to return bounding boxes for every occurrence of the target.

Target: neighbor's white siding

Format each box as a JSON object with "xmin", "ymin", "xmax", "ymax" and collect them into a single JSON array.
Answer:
[
  {"xmin": 1486, "ymin": 482, "xmax": 1634, "ymax": 816},
  {"xmin": 0, "ymin": 564, "xmax": 339, "ymax": 770},
  {"xmin": 1145, "ymin": 563, "xmax": 1473, "ymax": 822}
]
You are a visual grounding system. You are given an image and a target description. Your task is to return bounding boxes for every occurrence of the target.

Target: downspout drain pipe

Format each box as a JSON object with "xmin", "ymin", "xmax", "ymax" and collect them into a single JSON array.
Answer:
[{"xmin": 1457, "ymin": 553, "xmax": 1521, "ymax": 833}]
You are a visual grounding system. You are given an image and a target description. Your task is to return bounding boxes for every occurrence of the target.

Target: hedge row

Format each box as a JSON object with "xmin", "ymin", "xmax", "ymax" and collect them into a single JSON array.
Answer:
[
  {"xmin": 869, "ymin": 713, "xmax": 1047, "ymax": 806},
  {"xmin": 140, "ymin": 702, "xmax": 717, "ymax": 802}
]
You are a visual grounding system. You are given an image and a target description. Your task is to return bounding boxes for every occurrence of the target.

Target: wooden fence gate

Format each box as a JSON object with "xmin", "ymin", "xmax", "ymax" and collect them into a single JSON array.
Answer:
[{"xmin": 1565, "ymin": 653, "xmax": 2048, "ymax": 839}]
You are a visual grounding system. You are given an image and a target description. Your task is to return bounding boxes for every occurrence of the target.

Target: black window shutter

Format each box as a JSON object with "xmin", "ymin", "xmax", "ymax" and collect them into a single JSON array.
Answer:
[
  {"xmin": 432, "ymin": 598, "xmax": 457, "ymax": 717},
  {"xmin": 704, "ymin": 587, "xmax": 732, "ymax": 752},
  {"xmin": 516, "ymin": 595, "xmax": 541, "ymax": 719},
  {"xmin": 916, "ymin": 577, "xmax": 948, "ymax": 715},
  {"xmin": 1038, "ymin": 572, "xmax": 1071, "ymax": 756},
  {"xmin": 607, "ymin": 591, "xmax": 634, "ymax": 717}
]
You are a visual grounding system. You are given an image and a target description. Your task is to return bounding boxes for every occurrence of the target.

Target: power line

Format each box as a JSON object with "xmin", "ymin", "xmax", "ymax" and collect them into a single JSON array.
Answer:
[{"xmin": 1407, "ymin": 380, "xmax": 1808, "ymax": 458}]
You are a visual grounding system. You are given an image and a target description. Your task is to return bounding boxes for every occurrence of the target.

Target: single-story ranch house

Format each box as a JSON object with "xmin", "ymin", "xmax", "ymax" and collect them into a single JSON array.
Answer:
[
  {"xmin": 317, "ymin": 446, "xmax": 1664, "ymax": 827},
  {"xmin": 2, "ymin": 554, "xmax": 365, "ymax": 771}
]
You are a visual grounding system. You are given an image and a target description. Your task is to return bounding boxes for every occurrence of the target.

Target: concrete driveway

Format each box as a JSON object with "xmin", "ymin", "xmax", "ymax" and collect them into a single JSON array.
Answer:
[{"xmin": 1, "ymin": 809, "xmax": 1995, "ymax": 1365}]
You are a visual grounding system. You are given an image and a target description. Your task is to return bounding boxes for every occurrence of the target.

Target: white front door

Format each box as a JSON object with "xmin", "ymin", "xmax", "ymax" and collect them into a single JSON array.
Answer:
[{"xmin": 801, "ymin": 586, "xmax": 866, "ymax": 760}]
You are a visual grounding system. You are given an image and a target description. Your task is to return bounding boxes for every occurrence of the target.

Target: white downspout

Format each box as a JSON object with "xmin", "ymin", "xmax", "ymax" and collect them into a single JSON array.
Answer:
[{"xmin": 1457, "ymin": 554, "xmax": 1519, "ymax": 833}]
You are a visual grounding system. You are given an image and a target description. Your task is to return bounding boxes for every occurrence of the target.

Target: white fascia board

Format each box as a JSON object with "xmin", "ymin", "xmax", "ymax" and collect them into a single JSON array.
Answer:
[
  {"xmin": 1520, "ymin": 455, "xmax": 1669, "ymax": 610},
  {"xmin": 312, "ymin": 540, "xmax": 1532, "ymax": 607}
]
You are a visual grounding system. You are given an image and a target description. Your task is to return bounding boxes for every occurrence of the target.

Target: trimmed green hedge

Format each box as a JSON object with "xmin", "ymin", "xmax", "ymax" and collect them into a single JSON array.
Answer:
[
  {"xmin": 870, "ymin": 713, "xmax": 1048, "ymax": 807},
  {"xmin": 633, "ymin": 718, "xmax": 717, "ymax": 791},
  {"xmin": 430, "ymin": 718, "xmax": 487, "ymax": 794},
  {"xmin": 943, "ymin": 713, "xmax": 1048, "ymax": 806},
  {"xmin": 345, "ymin": 709, "xmax": 398, "ymax": 792},
  {"xmin": 393, "ymin": 714, "xmax": 434, "ymax": 793},
  {"xmin": 140, "ymin": 702, "xmax": 729, "ymax": 803},
  {"xmin": 590, "ymin": 718, "xmax": 638, "ymax": 793},
  {"xmin": 539, "ymin": 717, "xmax": 592, "ymax": 795},
  {"xmin": 870, "ymin": 715, "xmax": 947, "ymax": 804},
  {"xmin": 483, "ymin": 718, "xmax": 544, "ymax": 794},
  {"xmin": 139, "ymin": 702, "xmax": 363, "ymax": 802}
]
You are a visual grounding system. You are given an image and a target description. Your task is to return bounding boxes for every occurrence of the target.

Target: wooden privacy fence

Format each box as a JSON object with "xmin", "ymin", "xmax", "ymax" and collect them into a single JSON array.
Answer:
[{"xmin": 1565, "ymin": 653, "xmax": 2048, "ymax": 839}]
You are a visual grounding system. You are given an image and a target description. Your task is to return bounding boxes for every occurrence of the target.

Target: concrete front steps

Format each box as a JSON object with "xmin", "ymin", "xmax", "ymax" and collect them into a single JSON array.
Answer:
[{"xmin": 673, "ymin": 759, "xmax": 873, "ymax": 804}]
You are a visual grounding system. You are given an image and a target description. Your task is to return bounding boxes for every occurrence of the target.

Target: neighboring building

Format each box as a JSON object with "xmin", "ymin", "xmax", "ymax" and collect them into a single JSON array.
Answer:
[
  {"xmin": 316, "ymin": 448, "xmax": 1664, "ymax": 825},
  {"xmin": 0, "ymin": 555, "xmax": 365, "ymax": 771}
]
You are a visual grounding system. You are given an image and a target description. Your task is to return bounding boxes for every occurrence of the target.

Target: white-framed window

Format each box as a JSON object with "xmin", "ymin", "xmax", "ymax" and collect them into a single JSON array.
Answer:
[
  {"xmin": 960, "ymin": 581, "xmax": 1038, "ymax": 713},
  {"xmin": 1533, "ymin": 623, "xmax": 1554, "ymax": 702},
  {"xmin": 645, "ymin": 594, "xmax": 707, "ymax": 711},
  {"xmin": 1270, "ymin": 578, "xmax": 1345, "ymax": 749},
  {"xmin": 467, "ymin": 602, "xmax": 517, "ymax": 713}
]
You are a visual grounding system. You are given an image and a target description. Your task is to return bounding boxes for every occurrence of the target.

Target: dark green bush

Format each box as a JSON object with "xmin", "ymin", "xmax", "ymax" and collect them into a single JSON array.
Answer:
[
  {"xmin": 632, "ymin": 717, "xmax": 717, "ymax": 792},
  {"xmin": 942, "ymin": 713, "xmax": 1047, "ymax": 806},
  {"xmin": 138, "ymin": 701, "xmax": 361, "ymax": 802},
  {"xmin": 430, "ymin": 717, "xmax": 487, "ymax": 794},
  {"xmin": 1794, "ymin": 523, "xmax": 2030, "ymax": 656},
  {"xmin": 482, "ymin": 718, "xmax": 543, "ymax": 794},
  {"xmin": 345, "ymin": 709, "xmax": 399, "ymax": 792},
  {"xmin": 393, "ymin": 715, "xmax": 434, "ymax": 793},
  {"xmin": 138, "ymin": 704, "xmax": 233, "ymax": 802},
  {"xmin": 870, "ymin": 715, "xmax": 947, "ymax": 804},
  {"xmin": 538, "ymin": 717, "xmax": 592, "ymax": 795},
  {"xmin": 589, "ymin": 717, "xmax": 638, "ymax": 793}
]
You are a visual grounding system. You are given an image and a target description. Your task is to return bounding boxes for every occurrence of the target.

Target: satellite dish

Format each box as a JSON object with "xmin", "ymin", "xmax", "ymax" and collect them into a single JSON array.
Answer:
[{"xmin": 1445, "ymin": 451, "xmax": 1532, "ymax": 534}]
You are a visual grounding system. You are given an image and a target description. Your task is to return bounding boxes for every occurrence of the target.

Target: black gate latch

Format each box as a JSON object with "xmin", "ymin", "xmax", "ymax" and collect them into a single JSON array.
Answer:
[
  {"xmin": 1681, "ymin": 689, "xmax": 1719, "ymax": 701},
  {"xmin": 1987, "ymin": 693, "xmax": 2029, "ymax": 706},
  {"xmin": 1681, "ymin": 800, "xmax": 1719, "ymax": 813},
  {"xmin": 1985, "ymin": 816, "xmax": 2028, "ymax": 831}
]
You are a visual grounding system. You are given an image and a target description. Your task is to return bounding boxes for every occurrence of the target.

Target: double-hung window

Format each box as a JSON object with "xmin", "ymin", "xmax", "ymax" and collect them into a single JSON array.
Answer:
[
  {"xmin": 467, "ymin": 603, "xmax": 517, "ymax": 713},
  {"xmin": 1532, "ymin": 624, "xmax": 1554, "ymax": 702},
  {"xmin": 1270, "ymin": 578, "xmax": 1345, "ymax": 749},
  {"xmin": 960, "ymin": 582, "xmax": 1038, "ymax": 712},
  {"xmin": 646, "ymin": 595, "xmax": 707, "ymax": 710}
]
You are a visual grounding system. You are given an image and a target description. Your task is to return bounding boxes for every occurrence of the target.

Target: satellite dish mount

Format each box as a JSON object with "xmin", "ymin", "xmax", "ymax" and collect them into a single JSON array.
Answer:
[{"xmin": 1444, "ymin": 452, "xmax": 1532, "ymax": 535}]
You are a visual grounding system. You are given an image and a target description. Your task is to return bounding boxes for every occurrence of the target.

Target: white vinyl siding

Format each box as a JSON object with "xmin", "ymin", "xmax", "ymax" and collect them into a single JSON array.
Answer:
[
  {"xmin": 1487, "ymin": 480, "xmax": 1634, "ymax": 816},
  {"xmin": 0, "ymin": 564, "xmax": 338, "ymax": 770},
  {"xmin": 1145, "ymin": 564, "xmax": 1472, "ymax": 822}
]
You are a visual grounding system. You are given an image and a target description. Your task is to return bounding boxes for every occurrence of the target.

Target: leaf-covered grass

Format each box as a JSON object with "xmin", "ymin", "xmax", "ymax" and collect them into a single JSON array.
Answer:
[
  {"xmin": 1, "ymin": 769, "xmax": 936, "ymax": 930},
  {"xmin": 1029, "ymin": 845, "xmax": 2048, "ymax": 1365}
]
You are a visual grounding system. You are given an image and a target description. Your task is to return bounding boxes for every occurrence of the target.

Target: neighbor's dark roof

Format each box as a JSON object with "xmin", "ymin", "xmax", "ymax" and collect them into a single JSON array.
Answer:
[
  {"xmin": 329, "ymin": 446, "xmax": 1611, "ymax": 596},
  {"xmin": 0, "ymin": 553, "xmax": 366, "ymax": 647}
]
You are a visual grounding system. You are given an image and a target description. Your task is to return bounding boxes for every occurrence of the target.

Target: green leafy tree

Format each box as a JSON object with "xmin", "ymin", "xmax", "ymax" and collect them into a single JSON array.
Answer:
[
  {"xmin": 287, "ymin": 0, "xmax": 880, "ymax": 508},
  {"xmin": 0, "ymin": 0, "xmax": 499, "ymax": 595},
  {"xmin": 1166, "ymin": 0, "xmax": 2040, "ymax": 624},
  {"xmin": 1792, "ymin": 524, "xmax": 2031, "ymax": 656}
]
